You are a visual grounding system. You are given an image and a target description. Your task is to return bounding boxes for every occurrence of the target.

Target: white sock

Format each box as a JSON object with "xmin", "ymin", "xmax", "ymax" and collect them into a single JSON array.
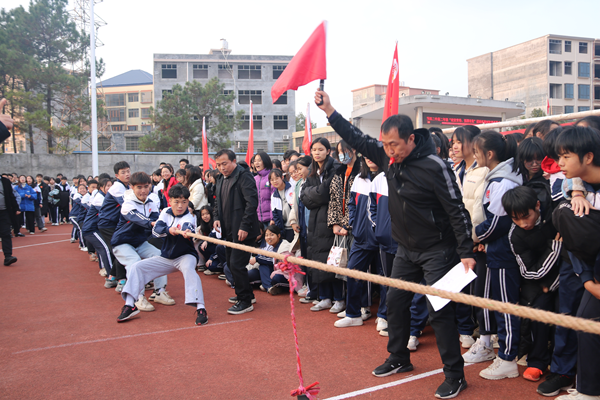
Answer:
[
  {"xmin": 125, "ymin": 294, "xmax": 136, "ymax": 307},
  {"xmin": 196, "ymin": 303, "xmax": 205, "ymax": 310},
  {"xmin": 480, "ymin": 334, "xmax": 491, "ymax": 348},
  {"xmin": 155, "ymin": 287, "xmax": 165, "ymax": 294}
]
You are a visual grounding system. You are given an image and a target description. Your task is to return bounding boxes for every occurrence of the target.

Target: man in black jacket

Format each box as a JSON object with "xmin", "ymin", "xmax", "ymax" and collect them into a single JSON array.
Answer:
[
  {"xmin": 1, "ymin": 175, "xmax": 19, "ymax": 266},
  {"xmin": 213, "ymin": 149, "xmax": 261, "ymax": 315},
  {"xmin": 315, "ymin": 90, "xmax": 475, "ymax": 399}
]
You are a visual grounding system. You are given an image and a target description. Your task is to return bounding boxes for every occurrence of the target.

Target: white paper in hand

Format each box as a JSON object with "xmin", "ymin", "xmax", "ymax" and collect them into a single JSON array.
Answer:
[{"xmin": 426, "ymin": 263, "xmax": 477, "ymax": 312}]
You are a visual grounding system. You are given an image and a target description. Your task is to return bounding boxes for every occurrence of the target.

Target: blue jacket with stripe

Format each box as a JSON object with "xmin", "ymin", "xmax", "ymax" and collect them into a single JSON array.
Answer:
[
  {"xmin": 152, "ymin": 208, "xmax": 198, "ymax": 261},
  {"xmin": 369, "ymin": 172, "xmax": 397, "ymax": 255},
  {"xmin": 82, "ymin": 191, "xmax": 105, "ymax": 236},
  {"xmin": 475, "ymin": 158, "xmax": 522, "ymax": 269},
  {"xmin": 348, "ymin": 173, "xmax": 378, "ymax": 250},
  {"xmin": 98, "ymin": 180, "xmax": 128, "ymax": 230},
  {"xmin": 69, "ymin": 193, "xmax": 83, "ymax": 219},
  {"xmin": 111, "ymin": 190, "xmax": 160, "ymax": 248},
  {"xmin": 271, "ymin": 181, "xmax": 294, "ymax": 232}
]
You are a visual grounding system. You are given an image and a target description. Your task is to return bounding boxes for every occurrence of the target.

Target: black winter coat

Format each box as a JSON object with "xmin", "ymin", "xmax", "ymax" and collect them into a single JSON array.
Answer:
[
  {"xmin": 328, "ymin": 111, "xmax": 474, "ymax": 259},
  {"xmin": 214, "ymin": 164, "xmax": 261, "ymax": 242},
  {"xmin": 1, "ymin": 176, "xmax": 19, "ymax": 214},
  {"xmin": 300, "ymin": 156, "xmax": 337, "ymax": 283}
]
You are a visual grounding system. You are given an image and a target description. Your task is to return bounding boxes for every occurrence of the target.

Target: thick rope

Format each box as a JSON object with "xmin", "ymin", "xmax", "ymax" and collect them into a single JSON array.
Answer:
[{"xmin": 182, "ymin": 231, "xmax": 600, "ymax": 336}]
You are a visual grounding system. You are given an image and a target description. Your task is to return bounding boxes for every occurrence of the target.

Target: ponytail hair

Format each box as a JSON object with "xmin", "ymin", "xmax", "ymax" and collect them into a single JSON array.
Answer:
[{"xmin": 474, "ymin": 130, "xmax": 517, "ymax": 164}]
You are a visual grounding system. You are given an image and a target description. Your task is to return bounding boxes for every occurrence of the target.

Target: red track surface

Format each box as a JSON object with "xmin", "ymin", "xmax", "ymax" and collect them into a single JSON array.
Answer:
[{"xmin": 1, "ymin": 223, "xmax": 560, "ymax": 399}]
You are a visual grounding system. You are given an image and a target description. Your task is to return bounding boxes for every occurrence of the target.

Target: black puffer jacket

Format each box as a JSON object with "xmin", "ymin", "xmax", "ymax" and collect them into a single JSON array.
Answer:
[
  {"xmin": 300, "ymin": 156, "xmax": 337, "ymax": 283},
  {"xmin": 328, "ymin": 111, "xmax": 473, "ymax": 258}
]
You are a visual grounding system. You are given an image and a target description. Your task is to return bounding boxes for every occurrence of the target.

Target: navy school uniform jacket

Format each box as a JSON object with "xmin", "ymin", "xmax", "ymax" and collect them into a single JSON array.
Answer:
[
  {"xmin": 98, "ymin": 180, "xmax": 129, "ymax": 230},
  {"xmin": 348, "ymin": 172, "xmax": 378, "ymax": 250},
  {"xmin": 327, "ymin": 110, "xmax": 474, "ymax": 259},
  {"xmin": 369, "ymin": 172, "xmax": 398, "ymax": 255},
  {"xmin": 82, "ymin": 190, "xmax": 105, "ymax": 236},
  {"xmin": 78, "ymin": 192, "xmax": 93, "ymax": 221},
  {"xmin": 69, "ymin": 193, "xmax": 83, "ymax": 219},
  {"xmin": 152, "ymin": 207, "xmax": 198, "ymax": 261},
  {"xmin": 475, "ymin": 158, "xmax": 523, "ymax": 269},
  {"xmin": 271, "ymin": 181, "xmax": 294, "ymax": 232},
  {"xmin": 256, "ymin": 240, "xmax": 281, "ymax": 269},
  {"xmin": 111, "ymin": 190, "xmax": 160, "ymax": 248}
]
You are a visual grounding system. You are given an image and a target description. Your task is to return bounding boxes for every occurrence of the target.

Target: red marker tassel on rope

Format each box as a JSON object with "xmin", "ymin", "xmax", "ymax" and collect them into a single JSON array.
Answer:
[{"xmin": 275, "ymin": 255, "xmax": 320, "ymax": 400}]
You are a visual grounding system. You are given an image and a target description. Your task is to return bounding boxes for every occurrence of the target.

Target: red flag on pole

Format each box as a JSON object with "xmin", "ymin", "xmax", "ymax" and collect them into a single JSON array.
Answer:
[
  {"xmin": 302, "ymin": 103, "xmax": 313, "ymax": 156},
  {"xmin": 271, "ymin": 21, "xmax": 327, "ymax": 103},
  {"xmin": 202, "ymin": 117, "xmax": 209, "ymax": 174},
  {"xmin": 547, "ymin": 97, "xmax": 551, "ymax": 116},
  {"xmin": 245, "ymin": 101, "xmax": 254, "ymax": 165},
  {"xmin": 380, "ymin": 43, "xmax": 400, "ymax": 140}
]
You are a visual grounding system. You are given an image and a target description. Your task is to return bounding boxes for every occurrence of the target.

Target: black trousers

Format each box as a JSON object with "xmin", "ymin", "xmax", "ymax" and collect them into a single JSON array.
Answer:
[
  {"xmin": 99, "ymin": 228, "xmax": 126, "ymax": 280},
  {"xmin": 224, "ymin": 231, "xmax": 255, "ymax": 303},
  {"xmin": 576, "ymin": 290, "xmax": 600, "ymax": 396},
  {"xmin": 387, "ymin": 244, "xmax": 464, "ymax": 379},
  {"xmin": 59, "ymin": 205, "xmax": 69, "ymax": 222},
  {"xmin": 0, "ymin": 209, "xmax": 13, "ymax": 258},
  {"xmin": 525, "ymin": 289, "xmax": 558, "ymax": 371},
  {"xmin": 474, "ymin": 251, "xmax": 497, "ymax": 336}
]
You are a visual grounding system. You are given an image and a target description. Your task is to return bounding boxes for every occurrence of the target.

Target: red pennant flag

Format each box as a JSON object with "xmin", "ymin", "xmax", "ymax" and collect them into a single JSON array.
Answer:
[
  {"xmin": 245, "ymin": 101, "xmax": 254, "ymax": 165},
  {"xmin": 547, "ymin": 97, "xmax": 551, "ymax": 116},
  {"xmin": 302, "ymin": 103, "xmax": 312, "ymax": 155},
  {"xmin": 380, "ymin": 43, "xmax": 399, "ymax": 140},
  {"xmin": 202, "ymin": 117, "xmax": 209, "ymax": 175},
  {"xmin": 271, "ymin": 21, "xmax": 327, "ymax": 103}
]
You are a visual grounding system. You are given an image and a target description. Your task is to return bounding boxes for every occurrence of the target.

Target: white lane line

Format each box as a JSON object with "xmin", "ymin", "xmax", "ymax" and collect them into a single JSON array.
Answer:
[
  {"xmin": 13, "ymin": 318, "xmax": 253, "ymax": 354},
  {"xmin": 1, "ymin": 239, "xmax": 71, "ymax": 251},
  {"xmin": 322, "ymin": 364, "xmax": 474, "ymax": 400}
]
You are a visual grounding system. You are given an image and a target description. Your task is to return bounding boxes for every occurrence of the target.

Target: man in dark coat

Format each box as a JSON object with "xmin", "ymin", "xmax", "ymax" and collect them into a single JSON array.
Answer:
[
  {"xmin": 1, "ymin": 175, "xmax": 19, "ymax": 266},
  {"xmin": 213, "ymin": 149, "xmax": 261, "ymax": 315},
  {"xmin": 315, "ymin": 90, "xmax": 476, "ymax": 399}
]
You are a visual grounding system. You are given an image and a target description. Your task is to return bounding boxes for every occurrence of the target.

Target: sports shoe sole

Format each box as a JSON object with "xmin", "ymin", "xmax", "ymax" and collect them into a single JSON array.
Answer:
[
  {"xmin": 463, "ymin": 353, "xmax": 496, "ymax": 363},
  {"xmin": 372, "ymin": 363, "xmax": 413, "ymax": 377},
  {"xmin": 154, "ymin": 297, "xmax": 175, "ymax": 306},
  {"xmin": 536, "ymin": 383, "xmax": 573, "ymax": 397},
  {"xmin": 117, "ymin": 309, "xmax": 140, "ymax": 322},
  {"xmin": 434, "ymin": 381, "xmax": 468, "ymax": 399},
  {"xmin": 228, "ymin": 298, "xmax": 256, "ymax": 304},
  {"xmin": 227, "ymin": 305, "xmax": 254, "ymax": 315},
  {"xmin": 479, "ymin": 370, "xmax": 519, "ymax": 380}
]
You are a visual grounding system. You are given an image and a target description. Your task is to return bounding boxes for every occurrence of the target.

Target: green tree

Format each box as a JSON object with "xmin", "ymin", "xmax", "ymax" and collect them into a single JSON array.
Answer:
[
  {"xmin": 295, "ymin": 111, "xmax": 317, "ymax": 132},
  {"xmin": 510, "ymin": 108, "xmax": 547, "ymax": 130},
  {"xmin": 141, "ymin": 78, "xmax": 243, "ymax": 152}
]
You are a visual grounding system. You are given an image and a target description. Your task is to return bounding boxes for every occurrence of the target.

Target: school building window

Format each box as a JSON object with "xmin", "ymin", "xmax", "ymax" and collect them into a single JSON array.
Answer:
[
  {"xmin": 127, "ymin": 125, "xmax": 138, "ymax": 131},
  {"xmin": 549, "ymin": 84, "xmax": 562, "ymax": 99},
  {"xmin": 274, "ymin": 91, "xmax": 287, "ymax": 105},
  {"xmin": 273, "ymin": 65, "xmax": 286, "ymax": 79},
  {"xmin": 193, "ymin": 64, "xmax": 209, "ymax": 79},
  {"xmin": 125, "ymin": 137, "xmax": 139, "ymax": 151},
  {"xmin": 218, "ymin": 64, "xmax": 233, "ymax": 79},
  {"xmin": 111, "ymin": 125, "xmax": 124, "ymax": 131},
  {"xmin": 273, "ymin": 115, "xmax": 288, "ymax": 130},
  {"xmin": 142, "ymin": 124, "xmax": 152, "ymax": 132},
  {"xmin": 238, "ymin": 65, "xmax": 261, "ymax": 79},
  {"xmin": 238, "ymin": 90, "xmax": 262, "ymax": 104},
  {"xmin": 161, "ymin": 64, "xmax": 177, "ymax": 79},
  {"xmin": 579, "ymin": 106, "xmax": 590, "ymax": 112},
  {"xmin": 140, "ymin": 91, "xmax": 152, "ymax": 103},
  {"xmin": 128, "ymin": 93, "xmax": 139, "ymax": 103},
  {"xmin": 235, "ymin": 141, "xmax": 248, "ymax": 152},
  {"xmin": 579, "ymin": 62, "xmax": 590, "ymax": 78},
  {"xmin": 579, "ymin": 84, "xmax": 590, "ymax": 100},
  {"xmin": 549, "ymin": 61, "xmax": 562, "ymax": 76},
  {"xmin": 128, "ymin": 109, "xmax": 139, "ymax": 118},
  {"xmin": 254, "ymin": 141, "xmax": 268, "ymax": 152},
  {"xmin": 579, "ymin": 42, "xmax": 588, "ymax": 54},
  {"xmin": 564, "ymin": 84, "xmax": 574, "ymax": 99},
  {"xmin": 564, "ymin": 61, "xmax": 572, "ymax": 75},
  {"xmin": 108, "ymin": 108, "xmax": 125, "ymax": 122},
  {"xmin": 106, "ymin": 93, "xmax": 125, "ymax": 107},
  {"xmin": 98, "ymin": 136, "xmax": 111, "ymax": 151},
  {"xmin": 565, "ymin": 40, "xmax": 571, "ymax": 52},
  {"xmin": 549, "ymin": 39, "xmax": 561, "ymax": 54},
  {"xmin": 273, "ymin": 141, "xmax": 289, "ymax": 153},
  {"xmin": 241, "ymin": 115, "xmax": 262, "ymax": 130},
  {"xmin": 141, "ymin": 108, "xmax": 151, "ymax": 119},
  {"xmin": 565, "ymin": 105, "xmax": 574, "ymax": 114}
]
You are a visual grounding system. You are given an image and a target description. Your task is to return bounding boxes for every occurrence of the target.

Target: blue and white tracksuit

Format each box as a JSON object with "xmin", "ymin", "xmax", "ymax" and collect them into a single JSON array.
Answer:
[
  {"xmin": 69, "ymin": 193, "xmax": 85, "ymax": 246},
  {"xmin": 98, "ymin": 180, "xmax": 128, "ymax": 231},
  {"xmin": 369, "ymin": 172, "xmax": 428, "ymax": 333},
  {"xmin": 271, "ymin": 181, "xmax": 295, "ymax": 242},
  {"xmin": 82, "ymin": 191, "xmax": 113, "ymax": 275},
  {"xmin": 475, "ymin": 158, "xmax": 522, "ymax": 361}
]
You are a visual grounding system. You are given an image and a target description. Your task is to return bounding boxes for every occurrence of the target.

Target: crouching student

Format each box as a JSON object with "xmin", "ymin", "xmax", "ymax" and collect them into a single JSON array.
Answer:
[
  {"xmin": 117, "ymin": 184, "xmax": 208, "ymax": 325},
  {"xmin": 502, "ymin": 186, "xmax": 562, "ymax": 382},
  {"xmin": 248, "ymin": 225, "xmax": 291, "ymax": 295},
  {"xmin": 551, "ymin": 126, "xmax": 600, "ymax": 400},
  {"xmin": 111, "ymin": 172, "xmax": 172, "ymax": 311}
]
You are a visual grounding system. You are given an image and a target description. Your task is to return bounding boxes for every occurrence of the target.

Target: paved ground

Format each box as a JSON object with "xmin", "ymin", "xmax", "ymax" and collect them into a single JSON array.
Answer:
[{"xmin": 1, "ymin": 223, "xmax": 562, "ymax": 399}]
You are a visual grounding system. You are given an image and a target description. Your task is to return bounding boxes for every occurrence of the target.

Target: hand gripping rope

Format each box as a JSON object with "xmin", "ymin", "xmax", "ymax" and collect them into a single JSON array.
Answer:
[{"xmin": 275, "ymin": 254, "xmax": 320, "ymax": 400}]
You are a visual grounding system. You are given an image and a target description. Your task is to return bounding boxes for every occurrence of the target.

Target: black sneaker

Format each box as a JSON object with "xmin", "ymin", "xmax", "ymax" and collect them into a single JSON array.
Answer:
[
  {"xmin": 537, "ymin": 374, "xmax": 573, "ymax": 397},
  {"xmin": 228, "ymin": 296, "xmax": 256, "ymax": 304},
  {"xmin": 196, "ymin": 265, "xmax": 207, "ymax": 272},
  {"xmin": 435, "ymin": 377, "xmax": 467, "ymax": 399},
  {"xmin": 227, "ymin": 301, "xmax": 254, "ymax": 315},
  {"xmin": 117, "ymin": 305, "xmax": 139, "ymax": 322},
  {"xmin": 15, "ymin": 233, "xmax": 25, "ymax": 237},
  {"xmin": 4, "ymin": 256, "xmax": 17, "ymax": 266},
  {"xmin": 372, "ymin": 358, "xmax": 413, "ymax": 377},
  {"xmin": 218, "ymin": 274, "xmax": 227, "ymax": 280},
  {"xmin": 195, "ymin": 308, "xmax": 208, "ymax": 325}
]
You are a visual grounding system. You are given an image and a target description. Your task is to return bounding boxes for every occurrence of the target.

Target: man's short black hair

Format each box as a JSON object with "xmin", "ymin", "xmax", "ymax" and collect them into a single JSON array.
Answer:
[
  {"xmin": 283, "ymin": 150, "xmax": 300, "ymax": 161},
  {"xmin": 61, "ymin": 176, "xmax": 68, "ymax": 180},
  {"xmin": 168, "ymin": 183, "xmax": 190, "ymax": 200},
  {"xmin": 502, "ymin": 186, "xmax": 539, "ymax": 219},
  {"xmin": 87, "ymin": 179, "xmax": 99, "ymax": 186},
  {"xmin": 130, "ymin": 171, "xmax": 151, "ymax": 186},
  {"xmin": 215, "ymin": 149, "xmax": 236, "ymax": 161},
  {"xmin": 99, "ymin": 172, "xmax": 111, "ymax": 180},
  {"xmin": 113, "ymin": 161, "xmax": 130, "ymax": 175},
  {"xmin": 36, "ymin": 173, "xmax": 43, "ymax": 178},
  {"xmin": 381, "ymin": 114, "xmax": 415, "ymax": 141},
  {"xmin": 556, "ymin": 126, "xmax": 600, "ymax": 166},
  {"xmin": 179, "ymin": 158, "xmax": 189, "ymax": 164}
]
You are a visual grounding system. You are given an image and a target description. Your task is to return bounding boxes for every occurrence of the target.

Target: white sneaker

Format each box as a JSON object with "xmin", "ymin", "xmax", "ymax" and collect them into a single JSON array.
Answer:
[
  {"xmin": 407, "ymin": 336, "xmax": 419, "ymax": 351},
  {"xmin": 41, "ymin": 227, "xmax": 47, "ymax": 232},
  {"xmin": 479, "ymin": 357, "xmax": 519, "ymax": 380},
  {"xmin": 70, "ymin": 238, "xmax": 76, "ymax": 243},
  {"xmin": 29, "ymin": 231, "xmax": 35, "ymax": 235},
  {"xmin": 491, "ymin": 334, "xmax": 500, "ymax": 349},
  {"xmin": 310, "ymin": 299, "xmax": 332, "ymax": 311},
  {"xmin": 334, "ymin": 316, "xmax": 363, "ymax": 328},
  {"xmin": 153, "ymin": 291, "xmax": 175, "ymax": 305},
  {"xmin": 462, "ymin": 338, "xmax": 496, "ymax": 363},
  {"xmin": 361, "ymin": 307, "xmax": 372, "ymax": 321},
  {"xmin": 376, "ymin": 317, "xmax": 388, "ymax": 332},
  {"xmin": 99, "ymin": 269, "xmax": 107, "ymax": 277},
  {"xmin": 337, "ymin": 310, "xmax": 346, "ymax": 318},
  {"xmin": 329, "ymin": 300, "xmax": 346, "ymax": 314},
  {"xmin": 460, "ymin": 334, "xmax": 475, "ymax": 349},
  {"xmin": 80, "ymin": 247, "xmax": 88, "ymax": 252},
  {"xmin": 297, "ymin": 286, "xmax": 308, "ymax": 297},
  {"xmin": 135, "ymin": 296, "xmax": 155, "ymax": 312},
  {"xmin": 556, "ymin": 389, "xmax": 600, "ymax": 400}
]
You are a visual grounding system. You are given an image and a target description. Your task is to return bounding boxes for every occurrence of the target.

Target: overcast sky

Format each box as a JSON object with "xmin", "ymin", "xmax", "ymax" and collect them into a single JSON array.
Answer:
[{"xmin": 3, "ymin": 0, "xmax": 600, "ymax": 128}]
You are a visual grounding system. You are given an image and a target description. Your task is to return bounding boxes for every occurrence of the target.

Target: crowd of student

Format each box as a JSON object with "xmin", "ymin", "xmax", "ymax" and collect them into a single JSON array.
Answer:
[{"xmin": 3, "ymin": 102, "xmax": 600, "ymax": 399}]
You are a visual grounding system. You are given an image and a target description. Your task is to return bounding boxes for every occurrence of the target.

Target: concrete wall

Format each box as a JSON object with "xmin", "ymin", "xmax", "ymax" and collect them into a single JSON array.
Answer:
[{"xmin": 0, "ymin": 152, "xmax": 281, "ymax": 178}]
